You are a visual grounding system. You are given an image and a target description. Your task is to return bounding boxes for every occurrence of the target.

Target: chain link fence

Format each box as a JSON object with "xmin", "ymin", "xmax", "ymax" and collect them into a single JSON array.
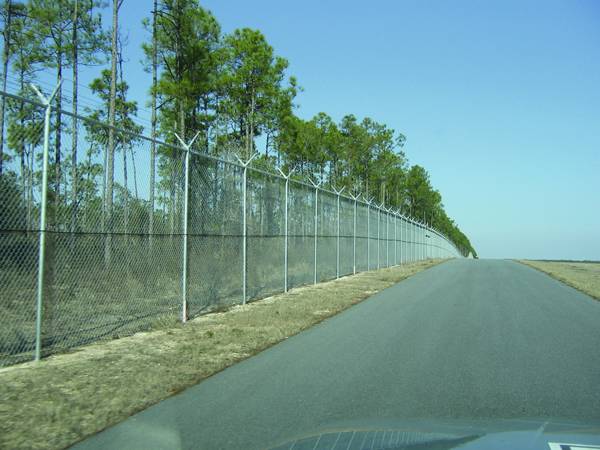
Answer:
[{"xmin": 0, "ymin": 87, "xmax": 462, "ymax": 366}]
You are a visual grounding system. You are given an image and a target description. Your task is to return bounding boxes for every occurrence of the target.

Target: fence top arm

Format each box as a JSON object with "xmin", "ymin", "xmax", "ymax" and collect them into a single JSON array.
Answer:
[
  {"xmin": 173, "ymin": 131, "xmax": 201, "ymax": 151},
  {"xmin": 277, "ymin": 167, "xmax": 296, "ymax": 179},
  {"xmin": 332, "ymin": 186, "xmax": 345, "ymax": 196},
  {"xmin": 234, "ymin": 151, "xmax": 259, "ymax": 167},
  {"xmin": 308, "ymin": 177, "xmax": 321, "ymax": 189},
  {"xmin": 30, "ymin": 81, "xmax": 62, "ymax": 106}
]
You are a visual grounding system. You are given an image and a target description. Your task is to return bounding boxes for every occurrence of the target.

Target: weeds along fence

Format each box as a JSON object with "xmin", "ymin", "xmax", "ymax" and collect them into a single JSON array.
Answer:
[{"xmin": 0, "ymin": 87, "xmax": 462, "ymax": 366}]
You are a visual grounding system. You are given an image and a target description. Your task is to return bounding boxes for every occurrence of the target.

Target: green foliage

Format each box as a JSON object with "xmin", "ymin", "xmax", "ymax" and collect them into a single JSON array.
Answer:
[
  {"xmin": 0, "ymin": 0, "xmax": 475, "ymax": 257},
  {"xmin": 220, "ymin": 28, "xmax": 295, "ymax": 158},
  {"xmin": 151, "ymin": 0, "xmax": 220, "ymax": 144}
]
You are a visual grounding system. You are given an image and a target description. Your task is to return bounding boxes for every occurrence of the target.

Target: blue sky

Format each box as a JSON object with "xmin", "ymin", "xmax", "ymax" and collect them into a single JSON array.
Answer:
[{"xmin": 52, "ymin": 0, "xmax": 600, "ymax": 259}]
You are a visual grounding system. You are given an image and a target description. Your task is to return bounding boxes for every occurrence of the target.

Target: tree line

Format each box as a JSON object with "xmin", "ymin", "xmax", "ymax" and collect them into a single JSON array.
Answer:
[{"xmin": 0, "ymin": 0, "xmax": 476, "ymax": 257}]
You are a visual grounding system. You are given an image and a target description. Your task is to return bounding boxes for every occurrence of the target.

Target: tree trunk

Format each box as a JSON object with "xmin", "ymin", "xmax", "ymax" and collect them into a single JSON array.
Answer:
[
  {"xmin": 118, "ymin": 39, "xmax": 128, "ymax": 235},
  {"xmin": 131, "ymin": 148, "xmax": 138, "ymax": 199},
  {"xmin": 265, "ymin": 133, "xmax": 269, "ymax": 158},
  {"xmin": 84, "ymin": 144, "xmax": 92, "ymax": 228},
  {"xmin": 248, "ymin": 87, "xmax": 255, "ymax": 159},
  {"xmin": 123, "ymin": 141, "xmax": 128, "ymax": 232},
  {"xmin": 104, "ymin": 0, "xmax": 118, "ymax": 264},
  {"xmin": 148, "ymin": 0, "xmax": 157, "ymax": 239},
  {"xmin": 101, "ymin": 141, "xmax": 107, "ymax": 232},
  {"xmin": 54, "ymin": 49, "xmax": 63, "ymax": 220},
  {"xmin": 70, "ymin": 0, "xmax": 79, "ymax": 234},
  {"xmin": 27, "ymin": 144, "xmax": 33, "ymax": 228},
  {"xmin": 179, "ymin": 98, "xmax": 185, "ymax": 141},
  {"xmin": 18, "ymin": 65, "xmax": 24, "ymax": 200},
  {"xmin": 0, "ymin": 0, "xmax": 13, "ymax": 176}
]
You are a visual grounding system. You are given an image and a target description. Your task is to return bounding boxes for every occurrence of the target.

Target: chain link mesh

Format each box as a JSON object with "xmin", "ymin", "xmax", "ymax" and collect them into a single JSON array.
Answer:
[
  {"xmin": 246, "ymin": 169, "xmax": 285, "ymax": 300},
  {"xmin": 317, "ymin": 189, "xmax": 336, "ymax": 282},
  {"xmin": 0, "ymin": 93, "xmax": 44, "ymax": 364},
  {"xmin": 356, "ymin": 202, "xmax": 368, "ymax": 272},
  {"xmin": 287, "ymin": 182, "xmax": 314, "ymax": 289},
  {"xmin": 187, "ymin": 155, "xmax": 243, "ymax": 315},
  {"xmin": 0, "ymin": 90, "xmax": 461, "ymax": 366},
  {"xmin": 339, "ymin": 196, "xmax": 354, "ymax": 277}
]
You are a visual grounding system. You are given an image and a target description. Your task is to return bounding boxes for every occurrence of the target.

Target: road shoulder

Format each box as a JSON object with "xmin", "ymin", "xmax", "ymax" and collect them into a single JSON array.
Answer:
[{"xmin": 517, "ymin": 260, "xmax": 600, "ymax": 301}]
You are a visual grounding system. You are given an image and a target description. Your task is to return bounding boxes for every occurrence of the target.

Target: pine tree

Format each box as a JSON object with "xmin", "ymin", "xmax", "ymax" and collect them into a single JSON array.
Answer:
[
  {"xmin": 0, "ymin": 0, "xmax": 26, "ymax": 175},
  {"xmin": 69, "ymin": 0, "xmax": 106, "ymax": 233}
]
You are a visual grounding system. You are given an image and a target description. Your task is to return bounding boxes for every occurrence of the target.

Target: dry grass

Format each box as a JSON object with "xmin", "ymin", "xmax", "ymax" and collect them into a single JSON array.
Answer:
[
  {"xmin": 0, "ymin": 259, "xmax": 442, "ymax": 450},
  {"xmin": 519, "ymin": 260, "xmax": 600, "ymax": 300}
]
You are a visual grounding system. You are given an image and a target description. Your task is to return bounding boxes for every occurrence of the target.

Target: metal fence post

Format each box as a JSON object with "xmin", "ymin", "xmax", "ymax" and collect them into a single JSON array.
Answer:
[
  {"xmin": 399, "ymin": 215, "xmax": 403, "ymax": 265},
  {"xmin": 401, "ymin": 214, "xmax": 406, "ymax": 265},
  {"xmin": 349, "ymin": 193, "xmax": 358, "ymax": 274},
  {"xmin": 418, "ymin": 221, "xmax": 421, "ymax": 261},
  {"xmin": 386, "ymin": 207, "xmax": 390, "ymax": 267},
  {"xmin": 406, "ymin": 218, "xmax": 410, "ymax": 263},
  {"xmin": 242, "ymin": 166, "xmax": 247, "ymax": 300},
  {"xmin": 419, "ymin": 221, "xmax": 422, "ymax": 261},
  {"xmin": 174, "ymin": 132, "xmax": 200, "ymax": 323},
  {"xmin": 277, "ymin": 168, "xmax": 294, "ymax": 292},
  {"xmin": 377, "ymin": 203, "xmax": 382, "ymax": 270},
  {"xmin": 284, "ymin": 176, "xmax": 288, "ymax": 290},
  {"xmin": 423, "ymin": 223, "xmax": 426, "ymax": 260},
  {"xmin": 309, "ymin": 179, "xmax": 320, "ymax": 284},
  {"xmin": 394, "ymin": 210, "xmax": 398, "ymax": 265},
  {"xmin": 235, "ymin": 152, "xmax": 258, "ymax": 304},
  {"xmin": 421, "ymin": 221, "xmax": 424, "ymax": 261},
  {"xmin": 31, "ymin": 82, "xmax": 61, "ymax": 361},
  {"xmin": 365, "ymin": 197, "xmax": 372, "ymax": 270},
  {"xmin": 423, "ymin": 222, "xmax": 426, "ymax": 260},
  {"xmin": 426, "ymin": 224, "xmax": 428, "ymax": 259},
  {"xmin": 408, "ymin": 217, "xmax": 412, "ymax": 263}
]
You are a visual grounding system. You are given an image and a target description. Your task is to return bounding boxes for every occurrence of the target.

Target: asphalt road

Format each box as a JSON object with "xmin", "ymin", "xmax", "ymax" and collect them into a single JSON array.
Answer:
[{"xmin": 72, "ymin": 259, "xmax": 600, "ymax": 449}]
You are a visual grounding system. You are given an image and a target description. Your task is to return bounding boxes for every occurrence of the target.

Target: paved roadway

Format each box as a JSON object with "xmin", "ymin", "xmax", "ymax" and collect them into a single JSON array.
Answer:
[{"xmin": 72, "ymin": 259, "xmax": 600, "ymax": 449}]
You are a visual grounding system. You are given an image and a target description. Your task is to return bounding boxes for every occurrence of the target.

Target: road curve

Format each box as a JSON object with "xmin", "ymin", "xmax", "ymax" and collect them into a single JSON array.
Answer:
[{"xmin": 71, "ymin": 259, "xmax": 600, "ymax": 449}]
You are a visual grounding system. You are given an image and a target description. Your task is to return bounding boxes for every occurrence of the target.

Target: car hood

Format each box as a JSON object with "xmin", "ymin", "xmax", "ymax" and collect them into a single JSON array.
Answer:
[{"xmin": 268, "ymin": 418, "xmax": 600, "ymax": 450}]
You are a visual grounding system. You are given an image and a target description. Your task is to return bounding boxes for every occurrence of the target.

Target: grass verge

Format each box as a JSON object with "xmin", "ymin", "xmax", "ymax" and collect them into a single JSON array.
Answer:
[
  {"xmin": 0, "ymin": 259, "xmax": 443, "ymax": 450},
  {"xmin": 519, "ymin": 260, "xmax": 600, "ymax": 300}
]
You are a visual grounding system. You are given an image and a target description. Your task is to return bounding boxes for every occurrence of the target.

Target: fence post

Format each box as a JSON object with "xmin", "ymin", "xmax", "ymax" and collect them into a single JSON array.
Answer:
[
  {"xmin": 401, "ymin": 214, "xmax": 405, "ymax": 265},
  {"xmin": 422, "ymin": 222, "xmax": 426, "ymax": 260},
  {"xmin": 394, "ymin": 210, "xmax": 398, "ymax": 265},
  {"xmin": 377, "ymin": 203, "xmax": 383, "ymax": 270},
  {"xmin": 407, "ymin": 218, "xmax": 410, "ymax": 263},
  {"xmin": 309, "ymin": 179, "xmax": 320, "ymax": 284},
  {"xmin": 349, "ymin": 193, "xmax": 358, "ymax": 275},
  {"xmin": 30, "ymin": 82, "xmax": 61, "ymax": 361},
  {"xmin": 399, "ymin": 214, "xmax": 403, "ymax": 265},
  {"xmin": 420, "ymin": 221, "xmax": 424, "ymax": 261},
  {"xmin": 408, "ymin": 216, "xmax": 415, "ymax": 263},
  {"xmin": 235, "ymin": 152, "xmax": 258, "ymax": 304},
  {"xmin": 365, "ymin": 197, "xmax": 372, "ymax": 270},
  {"xmin": 425, "ymin": 223, "xmax": 428, "ymax": 259},
  {"xmin": 417, "ymin": 221, "xmax": 421, "ymax": 261},
  {"xmin": 174, "ymin": 132, "xmax": 200, "ymax": 323},
  {"xmin": 278, "ymin": 168, "xmax": 295, "ymax": 292},
  {"xmin": 419, "ymin": 221, "xmax": 425, "ymax": 261},
  {"xmin": 386, "ymin": 207, "xmax": 390, "ymax": 267}
]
